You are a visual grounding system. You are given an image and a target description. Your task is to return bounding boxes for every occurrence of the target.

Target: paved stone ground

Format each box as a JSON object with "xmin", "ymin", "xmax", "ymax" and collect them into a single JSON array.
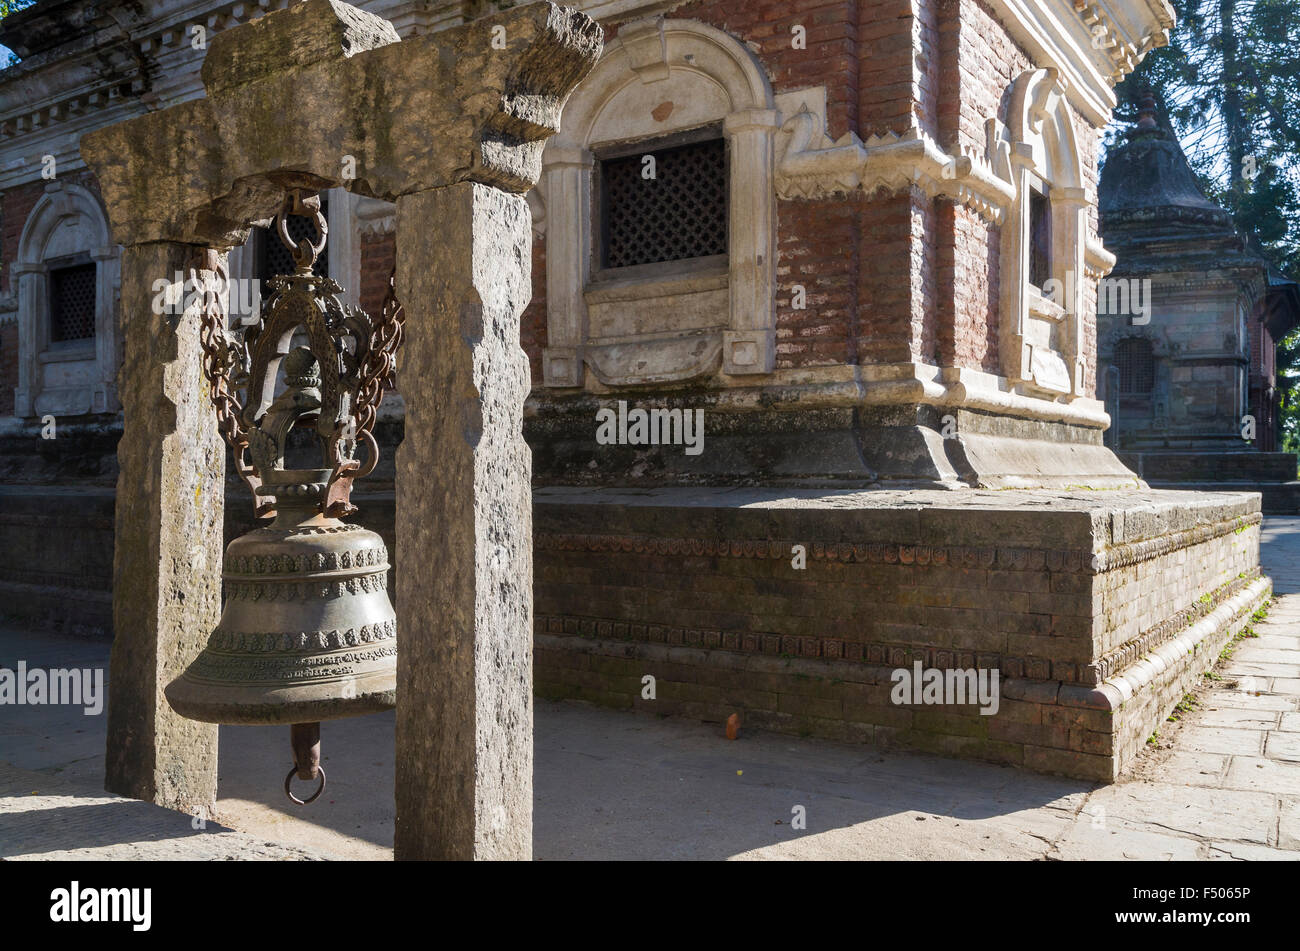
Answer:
[
  {"xmin": 0, "ymin": 761, "xmax": 334, "ymax": 860},
  {"xmin": 4, "ymin": 519, "xmax": 1300, "ymax": 860}
]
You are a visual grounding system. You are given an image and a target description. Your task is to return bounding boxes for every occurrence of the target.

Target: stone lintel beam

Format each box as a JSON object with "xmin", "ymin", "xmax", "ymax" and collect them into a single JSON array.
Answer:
[{"xmin": 79, "ymin": 0, "xmax": 602, "ymax": 248}]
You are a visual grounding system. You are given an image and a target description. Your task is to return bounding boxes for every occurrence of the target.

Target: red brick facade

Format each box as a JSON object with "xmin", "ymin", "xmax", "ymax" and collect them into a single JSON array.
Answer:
[
  {"xmin": 0, "ymin": 321, "xmax": 16, "ymax": 416},
  {"xmin": 0, "ymin": 1, "xmax": 1112, "ymax": 413},
  {"xmin": 358, "ymin": 230, "xmax": 396, "ymax": 319},
  {"xmin": 1, "ymin": 177, "xmax": 44, "ymax": 296},
  {"xmin": 1, "ymin": 178, "xmax": 48, "ymax": 412},
  {"xmin": 519, "ymin": 0, "xmax": 1103, "ymax": 389}
]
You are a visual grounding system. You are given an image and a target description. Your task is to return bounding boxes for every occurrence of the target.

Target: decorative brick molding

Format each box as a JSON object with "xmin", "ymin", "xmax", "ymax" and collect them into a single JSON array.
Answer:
[
  {"xmin": 1090, "ymin": 571, "xmax": 1260, "ymax": 682},
  {"xmin": 536, "ymin": 558, "xmax": 1258, "ymax": 689},
  {"xmin": 1089, "ymin": 513, "xmax": 1261, "ymax": 572},
  {"xmin": 537, "ymin": 531, "xmax": 1089, "ymax": 570},
  {"xmin": 534, "ymin": 510, "xmax": 1261, "ymax": 577}
]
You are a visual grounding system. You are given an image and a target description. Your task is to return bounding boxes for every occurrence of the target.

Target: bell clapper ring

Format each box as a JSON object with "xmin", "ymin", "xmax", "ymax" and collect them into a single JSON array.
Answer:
[
  {"xmin": 284, "ymin": 764, "xmax": 326, "ymax": 805},
  {"xmin": 285, "ymin": 721, "xmax": 325, "ymax": 805}
]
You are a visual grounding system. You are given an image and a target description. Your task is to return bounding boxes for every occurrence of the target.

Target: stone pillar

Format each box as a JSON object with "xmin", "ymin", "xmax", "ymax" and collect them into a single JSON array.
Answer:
[
  {"xmin": 394, "ymin": 182, "xmax": 534, "ymax": 860},
  {"xmin": 105, "ymin": 243, "xmax": 226, "ymax": 812}
]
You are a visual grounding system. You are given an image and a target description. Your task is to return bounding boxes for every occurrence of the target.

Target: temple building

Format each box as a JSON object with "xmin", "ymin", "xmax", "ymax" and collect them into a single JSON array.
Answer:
[
  {"xmin": 0, "ymin": 0, "xmax": 1275, "ymax": 784},
  {"xmin": 1097, "ymin": 93, "xmax": 1300, "ymax": 512}
]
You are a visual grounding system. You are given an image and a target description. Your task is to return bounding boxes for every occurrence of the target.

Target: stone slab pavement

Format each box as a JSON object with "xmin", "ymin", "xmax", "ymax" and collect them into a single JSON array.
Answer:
[{"xmin": 4, "ymin": 520, "xmax": 1300, "ymax": 860}]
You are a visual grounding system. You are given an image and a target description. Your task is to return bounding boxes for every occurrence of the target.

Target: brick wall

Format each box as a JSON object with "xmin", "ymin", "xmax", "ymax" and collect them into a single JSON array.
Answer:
[
  {"xmin": 2, "ymin": 178, "xmax": 44, "ymax": 296},
  {"xmin": 2, "ymin": 178, "xmax": 61, "ymax": 410},
  {"xmin": 531, "ymin": 489, "xmax": 1268, "ymax": 780},
  {"xmin": 518, "ymin": 0, "xmax": 1113, "ymax": 390},
  {"xmin": 359, "ymin": 230, "xmax": 396, "ymax": 320},
  {"xmin": 775, "ymin": 196, "xmax": 860, "ymax": 367},
  {"xmin": 669, "ymin": 0, "xmax": 862, "ymax": 140}
]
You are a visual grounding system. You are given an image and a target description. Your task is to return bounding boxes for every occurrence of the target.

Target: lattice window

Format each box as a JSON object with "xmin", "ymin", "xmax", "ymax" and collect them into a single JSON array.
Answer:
[
  {"xmin": 49, "ymin": 262, "xmax": 96, "ymax": 342},
  {"xmin": 1115, "ymin": 337, "xmax": 1155, "ymax": 395},
  {"xmin": 257, "ymin": 196, "xmax": 330, "ymax": 282},
  {"xmin": 599, "ymin": 137, "xmax": 728, "ymax": 270}
]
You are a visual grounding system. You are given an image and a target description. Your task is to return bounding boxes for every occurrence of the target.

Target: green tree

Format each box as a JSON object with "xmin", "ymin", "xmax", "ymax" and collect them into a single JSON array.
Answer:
[
  {"xmin": 1111, "ymin": 0, "xmax": 1300, "ymax": 455},
  {"xmin": 0, "ymin": 0, "xmax": 35, "ymax": 68}
]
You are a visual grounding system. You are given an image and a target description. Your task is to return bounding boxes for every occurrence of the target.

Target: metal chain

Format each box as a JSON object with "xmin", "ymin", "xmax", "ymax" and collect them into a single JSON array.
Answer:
[
  {"xmin": 324, "ymin": 267, "xmax": 403, "ymax": 496},
  {"xmin": 349, "ymin": 267, "xmax": 404, "ymax": 479},
  {"xmin": 195, "ymin": 253, "xmax": 264, "ymax": 506}
]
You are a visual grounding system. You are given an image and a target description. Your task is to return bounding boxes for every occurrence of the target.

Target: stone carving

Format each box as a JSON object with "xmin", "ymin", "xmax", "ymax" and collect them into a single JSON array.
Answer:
[
  {"xmin": 539, "ymin": 17, "xmax": 777, "ymax": 387},
  {"xmin": 775, "ymin": 107, "xmax": 1014, "ymax": 224},
  {"xmin": 208, "ymin": 619, "xmax": 397, "ymax": 653}
]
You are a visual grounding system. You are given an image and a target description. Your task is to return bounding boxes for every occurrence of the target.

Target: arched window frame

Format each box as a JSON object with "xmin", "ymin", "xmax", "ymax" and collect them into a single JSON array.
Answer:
[
  {"xmin": 537, "ymin": 17, "xmax": 779, "ymax": 388},
  {"xmin": 12, "ymin": 181, "xmax": 119, "ymax": 418}
]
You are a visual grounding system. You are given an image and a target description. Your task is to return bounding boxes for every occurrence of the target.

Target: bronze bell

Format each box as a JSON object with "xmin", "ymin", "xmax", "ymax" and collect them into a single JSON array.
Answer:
[
  {"xmin": 165, "ymin": 491, "xmax": 396, "ymax": 727},
  {"xmin": 165, "ymin": 189, "xmax": 403, "ymax": 804}
]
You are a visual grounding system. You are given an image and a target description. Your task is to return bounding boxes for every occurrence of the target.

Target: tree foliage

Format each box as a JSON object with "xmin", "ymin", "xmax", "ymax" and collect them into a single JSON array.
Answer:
[
  {"xmin": 1111, "ymin": 0, "xmax": 1300, "ymax": 453},
  {"xmin": 0, "ymin": 0, "xmax": 34, "ymax": 68}
]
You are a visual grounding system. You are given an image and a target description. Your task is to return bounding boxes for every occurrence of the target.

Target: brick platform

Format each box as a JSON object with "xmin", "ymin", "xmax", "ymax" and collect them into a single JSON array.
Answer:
[
  {"xmin": 1119, "ymin": 450, "xmax": 1300, "ymax": 515},
  {"xmin": 532, "ymin": 486, "xmax": 1270, "ymax": 781}
]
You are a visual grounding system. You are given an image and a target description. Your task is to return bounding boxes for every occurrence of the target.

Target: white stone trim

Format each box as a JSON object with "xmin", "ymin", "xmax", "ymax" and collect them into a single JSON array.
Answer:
[
  {"xmin": 984, "ymin": 0, "xmax": 1173, "ymax": 128},
  {"xmin": 540, "ymin": 17, "xmax": 778, "ymax": 388},
  {"xmin": 773, "ymin": 96, "xmax": 1014, "ymax": 224},
  {"xmin": 991, "ymin": 68, "xmax": 1091, "ymax": 401},
  {"xmin": 527, "ymin": 360, "xmax": 1112, "ymax": 429},
  {"xmin": 1085, "ymin": 234, "xmax": 1116, "ymax": 279}
]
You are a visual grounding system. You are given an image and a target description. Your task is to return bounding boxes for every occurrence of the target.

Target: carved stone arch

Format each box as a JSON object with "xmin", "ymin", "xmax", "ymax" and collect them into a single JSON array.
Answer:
[
  {"xmin": 991, "ymin": 67, "xmax": 1090, "ymax": 403},
  {"xmin": 552, "ymin": 18, "xmax": 772, "ymax": 151},
  {"xmin": 540, "ymin": 17, "xmax": 779, "ymax": 388},
  {"xmin": 12, "ymin": 181, "xmax": 120, "ymax": 417},
  {"xmin": 1006, "ymin": 68, "xmax": 1084, "ymax": 190}
]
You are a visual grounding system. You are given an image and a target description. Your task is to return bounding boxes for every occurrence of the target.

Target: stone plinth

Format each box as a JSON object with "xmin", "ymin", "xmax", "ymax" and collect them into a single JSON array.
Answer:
[
  {"xmin": 1120, "ymin": 451, "xmax": 1300, "ymax": 515},
  {"xmin": 531, "ymin": 486, "xmax": 1269, "ymax": 781}
]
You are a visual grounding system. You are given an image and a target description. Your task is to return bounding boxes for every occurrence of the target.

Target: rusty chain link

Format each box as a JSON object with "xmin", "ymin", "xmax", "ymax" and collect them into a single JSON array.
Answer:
[
  {"xmin": 195, "ymin": 252, "xmax": 263, "ymax": 505},
  {"xmin": 342, "ymin": 267, "xmax": 403, "ymax": 481}
]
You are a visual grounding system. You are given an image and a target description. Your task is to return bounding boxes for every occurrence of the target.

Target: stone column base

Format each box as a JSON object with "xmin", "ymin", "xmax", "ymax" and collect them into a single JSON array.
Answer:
[{"xmin": 527, "ymin": 404, "xmax": 1143, "ymax": 490}]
